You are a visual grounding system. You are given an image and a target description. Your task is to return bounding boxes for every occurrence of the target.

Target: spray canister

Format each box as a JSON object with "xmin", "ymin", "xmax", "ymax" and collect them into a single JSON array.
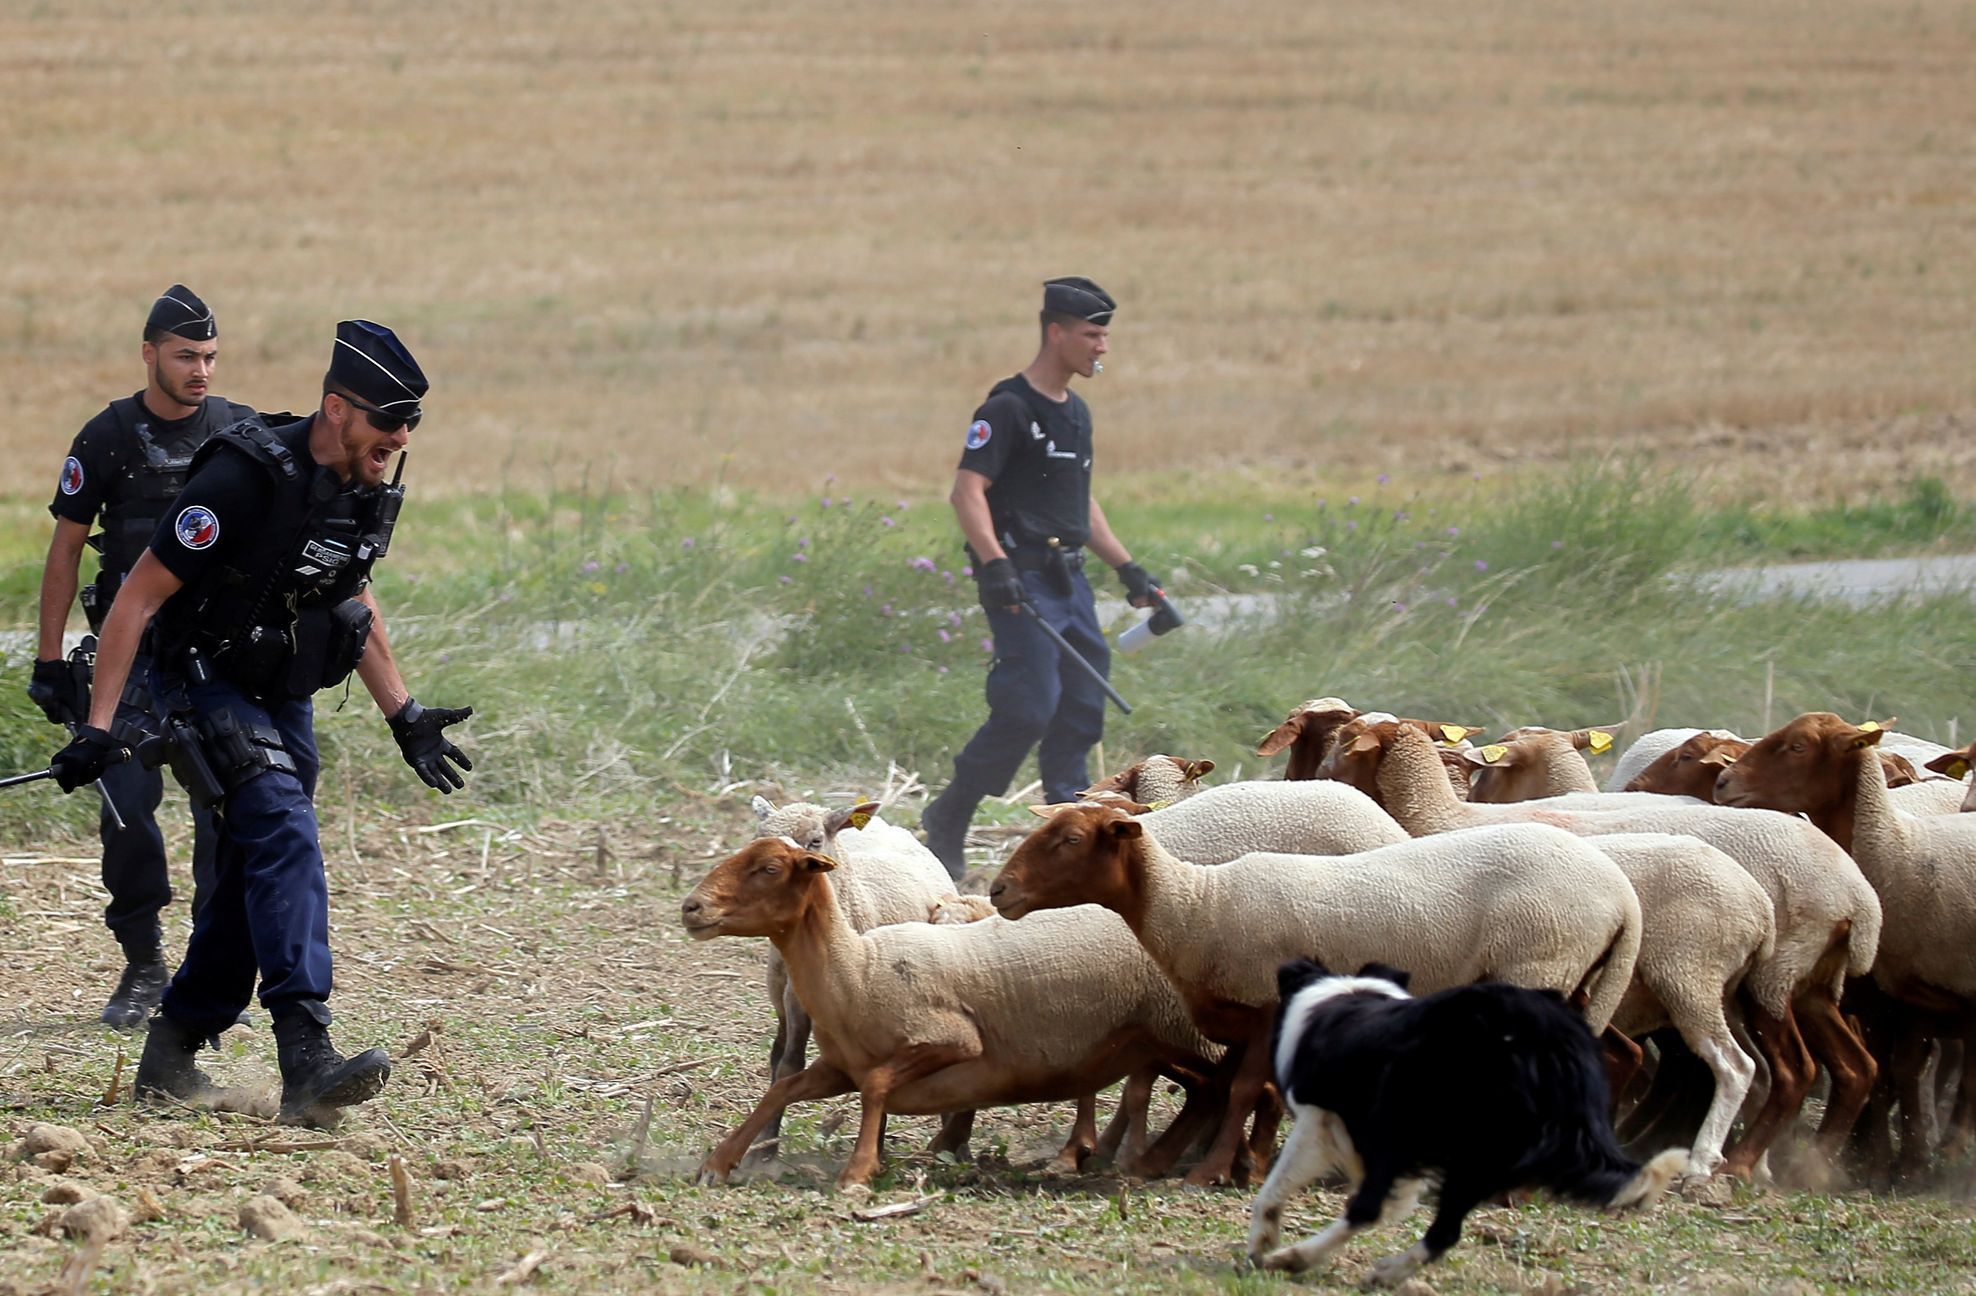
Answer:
[{"xmin": 1117, "ymin": 586, "xmax": 1185, "ymax": 654}]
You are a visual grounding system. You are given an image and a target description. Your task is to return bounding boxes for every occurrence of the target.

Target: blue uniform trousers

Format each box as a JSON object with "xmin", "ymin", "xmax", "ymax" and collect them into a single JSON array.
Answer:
[
  {"xmin": 950, "ymin": 566, "xmax": 1112, "ymax": 804},
  {"xmin": 100, "ymin": 653, "xmax": 217, "ymax": 954},
  {"xmin": 154, "ymin": 671, "xmax": 331, "ymax": 1038}
]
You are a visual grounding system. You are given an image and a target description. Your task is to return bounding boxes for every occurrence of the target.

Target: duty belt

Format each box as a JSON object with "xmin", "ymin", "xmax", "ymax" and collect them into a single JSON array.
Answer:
[{"xmin": 1007, "ymin": 546, "xmax": 1084, "ymax": 572}]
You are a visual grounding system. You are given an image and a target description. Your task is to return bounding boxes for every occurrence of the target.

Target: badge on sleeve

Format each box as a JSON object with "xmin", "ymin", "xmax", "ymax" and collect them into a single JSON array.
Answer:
[
  {"xmin": 174, "ymin": 505, "xmax": 220, "ymax": 550},
  {"xmin": 60, "ymin": 457, "xmax": 84, "ymax": 495},
  {"xmin": 965, "ymin": 420, "xmax": 992, "ymax": 450}
]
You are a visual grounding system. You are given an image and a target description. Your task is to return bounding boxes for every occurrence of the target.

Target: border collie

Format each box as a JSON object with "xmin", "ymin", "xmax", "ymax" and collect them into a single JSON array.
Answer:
[{"xmin": 1247, "ymin": 959, "xmax": 1685, "ymax": 1287}]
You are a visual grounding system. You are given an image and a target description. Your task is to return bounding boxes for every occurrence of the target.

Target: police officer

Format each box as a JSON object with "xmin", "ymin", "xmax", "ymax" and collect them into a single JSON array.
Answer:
[
  {"xmin": 30, "ymin": 286, "xmax": 246, "ymax": 1028},
  {"xmin": 50, "ymin": 320, "xmax": 474, "ymax": 1127},
  {"xmin": 919, "ymin": 277, "xmax": 1161, "ymax": 878}
]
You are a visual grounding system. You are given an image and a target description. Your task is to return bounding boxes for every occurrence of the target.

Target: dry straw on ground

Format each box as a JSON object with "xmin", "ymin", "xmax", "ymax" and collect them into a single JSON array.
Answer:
[{"xmin": 2, "ymin": 0, "xmax": 1973, "ymax": 499}]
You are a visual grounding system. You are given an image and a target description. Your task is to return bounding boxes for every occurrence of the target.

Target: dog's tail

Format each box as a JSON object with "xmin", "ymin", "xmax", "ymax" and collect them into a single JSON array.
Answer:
[{"xmin": 1601, "ymin": 1149, "xmax": 1688, "ymax": 1211}]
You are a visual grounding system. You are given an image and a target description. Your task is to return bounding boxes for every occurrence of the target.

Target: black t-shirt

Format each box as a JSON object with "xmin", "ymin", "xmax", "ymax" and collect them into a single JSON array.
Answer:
[
  {"xmin": 48, "ymin": 393, "xmax": 251, "ymax": 526},
  {"xmin": 956, "ymin": 374, "xmax": 1094, "ymax": 549}
]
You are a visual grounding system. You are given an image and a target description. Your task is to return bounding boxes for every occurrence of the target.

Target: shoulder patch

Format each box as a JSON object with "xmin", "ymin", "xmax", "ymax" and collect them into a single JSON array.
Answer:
[
  {"xmin": 174, "ymin": 505, "xmax": 220, "ymax": 551},
  {"xmin": 965, "ymin": 419, "xmax": 992, "ymax": 450},
  {"xmin": 60, "ymin": 456, "xmax": 84, "ymax": 495}
]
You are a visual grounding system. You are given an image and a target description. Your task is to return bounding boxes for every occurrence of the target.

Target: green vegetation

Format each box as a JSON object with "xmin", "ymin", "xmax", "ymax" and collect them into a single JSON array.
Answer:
[{"xmin": 4, "ymin": 463, "xmax": 1974, "ymax": 843}]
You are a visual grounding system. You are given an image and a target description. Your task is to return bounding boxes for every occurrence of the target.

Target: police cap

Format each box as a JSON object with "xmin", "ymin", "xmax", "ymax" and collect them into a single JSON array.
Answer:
[
  {"xmin": 328, "ymin": 319, "xmax": 428, "ymax": 418},
  {"xmin": 1042, "ymin": 276, "xmax": 1116, "ymax": 325},
  {"xmin": 147, "ymin": 284, "xmax": 216, "ymax": 341}
]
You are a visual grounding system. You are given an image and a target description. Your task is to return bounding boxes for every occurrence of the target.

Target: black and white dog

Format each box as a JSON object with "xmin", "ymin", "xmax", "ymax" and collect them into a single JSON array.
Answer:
[{"xmin": 1247, "ymin": 959, "xmax": 1686, "ymax": 1287}]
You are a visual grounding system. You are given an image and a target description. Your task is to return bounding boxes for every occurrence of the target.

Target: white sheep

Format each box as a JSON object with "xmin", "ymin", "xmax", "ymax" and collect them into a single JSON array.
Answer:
[
  {"xmin": 684, "ymin": 837, "xmax": 1221, "ymax": 1188},
  {"xmin": 1127, "ymin": 779, "xmax": 1411, "ymax": 863},
  {"xmin": 1464, "ymin": 727, "xmax": 1617, "ymax": 802},
  {"xmin": 1716, "ymin": 713, "xmax": 1976, "ymax": 1177},
  {"xmin": 1319, "ymin": 717, "xmax": 1884, "ymax": 1180},
  {"xmin": 747, "ymin": 796, "xmax": 954, "ymax": 1161},
  {"xmin": 991, "ymin": 807, "xmax": 1643, "ymax": 1187}
]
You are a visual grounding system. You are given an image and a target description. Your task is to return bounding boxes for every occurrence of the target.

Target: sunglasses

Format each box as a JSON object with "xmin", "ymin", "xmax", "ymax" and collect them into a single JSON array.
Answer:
[{"xmin": 338, "ymin": 392, "xmax": 421, "ymax": 433}]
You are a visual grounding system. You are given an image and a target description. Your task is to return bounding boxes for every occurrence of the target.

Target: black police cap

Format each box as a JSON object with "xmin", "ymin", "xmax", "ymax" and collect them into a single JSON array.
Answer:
[
  {"xmin": 147, "ymin": 284, "xmax": 216, "ymax": 341},
  {"xmin": 328, "ymin": 319, "xmax": 428, "ymax": 417},
  {"xmin": 1042, "ymin": 276, "xmax": 1116, "ymax": 325}
]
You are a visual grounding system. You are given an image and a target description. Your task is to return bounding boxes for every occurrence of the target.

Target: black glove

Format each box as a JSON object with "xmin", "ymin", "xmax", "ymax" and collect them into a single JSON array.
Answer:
[
  {"xmin": 389, "ymin": 699, "xmax": 475, "ymax": 793},
  {"xmin": 28, "ymin": 659, "xmax": 82, "ymax": 726},
  {"xmin": 1116, "ymin": 562, "xmax": 1162, "ymax": 608},
  {"xmin": 50, "ymin": 725, "xmax": 126, "ymax": 792},
  {"xmin": 975, "ymin": 557, "xmax": 1026, "ymax": 615}
]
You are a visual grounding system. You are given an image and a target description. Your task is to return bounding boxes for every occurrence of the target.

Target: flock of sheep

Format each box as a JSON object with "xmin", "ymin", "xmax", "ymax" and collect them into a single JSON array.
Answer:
[{"xmin": 674, "ymin": 698, "xmax": 1976, "ymax": 1278}]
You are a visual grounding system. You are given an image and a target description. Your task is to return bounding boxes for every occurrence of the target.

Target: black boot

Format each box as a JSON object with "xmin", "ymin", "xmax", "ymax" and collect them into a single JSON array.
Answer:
[
  {"xmin": 273, "ymin": 1002, "xmax": 391, "ymax": 1127},
  {"xmin": 102, "ymin": 959, "xmax": 170, "ymax": 1029},
  {"xmin": 920, "ymin": 782, "xmax": 982, "ymax": 881},
  {"xmin": 134, "ymin": 1012, "xmax": 218, "ymax": 1104}
]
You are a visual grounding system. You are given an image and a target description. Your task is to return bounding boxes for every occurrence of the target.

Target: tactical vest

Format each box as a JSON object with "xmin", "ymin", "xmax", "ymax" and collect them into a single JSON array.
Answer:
[
  {"xmin": 92, "ymin": 397, "xmax": 211, "ymax": 585},
  {"xmin": 174, "ymin": 418, "xmax": 399, "ymax": 700}
]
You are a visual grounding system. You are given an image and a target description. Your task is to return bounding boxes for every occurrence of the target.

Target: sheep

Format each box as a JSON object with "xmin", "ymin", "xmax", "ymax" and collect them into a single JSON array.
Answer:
[
  {"xmin": 1081, "ymin": 754, "xmax": 1216, "ymax": 807},
  {"xmin": 1571, "ymin": 833, "xmax": 1774, "ymax": 1177},
  {"xmin": 1107, "ymin": 775, "xmax": 1412, "ymax": 866},
  {"xmin": 1627, "ymin": 733, "xmax": 1966, "ymax": 816},
  {"xmin": 1924, "ymin": 742, "xmax": 1976, "ymax": 812},
  {"xmin": 1715, "ymin": 713, "xmax": 1976, "ymax": 1177},
  {"xmin": 747, "ymin": 796, "xmax": 955, "ymax": 1161},
  {"xmin": 1257, "ymin": 697, "xmax": 1479, "ymax": 782},
  {"xmin": 1464, "ymin": 727, "xmax": 1617, "ymax": 802},
  {"xmin": 1318, "ymin": 717, "xmax": 1884, "ymax": 1179},
  {"xmin": 927, "ymin": 893, "xmax": 999, "ymax": 924},
  {"xmin": 990, "ymin": 807, "xmax": 1643, "ymax": 1187},
  {"xmin": 1607, "ymin": 727, "xmax": 1743, "ymax": 792},
  {"xmin": 683, "ymin": 836, "xmax": 1220, "ymax": 1188}
]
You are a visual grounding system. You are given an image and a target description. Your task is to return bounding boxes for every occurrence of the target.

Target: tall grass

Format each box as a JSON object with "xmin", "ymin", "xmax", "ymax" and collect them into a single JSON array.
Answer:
[{"xmin": 3, "ymin": 464, "xmax": 1974, "ymax": 841}]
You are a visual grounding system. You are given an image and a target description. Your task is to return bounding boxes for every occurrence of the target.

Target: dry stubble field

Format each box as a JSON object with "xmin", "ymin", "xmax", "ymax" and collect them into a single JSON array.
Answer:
[
  {"xmin": 3, "ymin": 0, "xmax": 1976, "ymax": 498},
  {"xmin": 7, "ymin": 2, "xmax": 1976, "ymax": 1292}
]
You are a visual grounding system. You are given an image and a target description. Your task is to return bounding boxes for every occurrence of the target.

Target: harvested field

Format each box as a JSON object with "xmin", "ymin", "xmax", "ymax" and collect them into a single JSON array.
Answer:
[{"xmin": 2, "ymin": 0, "xmax": 1975, "ymax": 497}]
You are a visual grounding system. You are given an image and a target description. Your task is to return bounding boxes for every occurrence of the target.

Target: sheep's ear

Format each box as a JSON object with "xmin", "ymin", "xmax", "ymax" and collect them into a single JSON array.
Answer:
[
  {"xmin": 751, "ymin": 795, "xmax": 776, "ymax": 821},
  {"xmin": 1348, "ymin": 731, "xmax": 1383, "ymax": 755},
  {"xmin": 1257, "ymin": 713, "xmax": 1308, "ymax": 756},
  {"xmin": 1925, "ymin": 752, "xmax": 1973, "ymax": 780},
  {"xmin": 1437, "ymin": 724, "xmax": 1475, "ymax": 746},
  {"xmin": 1083, "ymin": 761, "xmax": 1144, "ymax": 797},
  {"xmin": 1575, "ymin": 728, "xmax": 1616, "ymax": 755},
  {"xmin": 1180, "ymin": 758, "xmax": 1215, "ymax": 781},
  {"xmin": 1698, "ymin": 747, "xmax": 1740, "ymax": 768},
  {"xmin": 1105, "ymin": 816, "xmax": 1145, "ymax": 842},
  {"xmin": 1463, "ymin": 744, "xmax": 1509, "ymax": 767},
  {"xmin": 801, "ymin": 851, "xmax": 838, "ymax": 873},
  {"xmin": 824, "ymin": 800, "xmax": 882, "ymax": 835},
  {"xmin": 1030, "ymin": 803, "xmax": 1077, "ymax": 819},
  {"xmin": 1849, "ymin": 720, "xmax": 1888, "ymax": 750}
]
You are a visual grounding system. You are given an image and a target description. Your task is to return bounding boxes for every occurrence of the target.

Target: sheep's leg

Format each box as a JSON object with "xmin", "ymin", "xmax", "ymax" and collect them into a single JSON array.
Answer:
[
  {"xmin": 1246, "ymin": 1108, "xmax": 1341, "ymax": 1263},
  {"xmin": 1130, "ymin": 1070, "xmax": 1221, "ymax": 1178},
  {"xmin": 1890, "ymin": 1027, "xmax": 1935, "ymax": 1184},
  {"xmin": 1600, "ymin": 1028, "xmax": 1647, "ymax": 1112},
  {"xmin": 1046, "ymin": 1094, "xmax": 1099, "ymax": 1174},
  {"xmin": 1943, "ymin": 1037, "xmax": 1975, "ymax": 1164},
  {"xmin": 927, "ymin": 1110, "xmax": 975, "ymax": 1161},
  {"xmin": 838, "ymin": 1045, "xmax": 978, "ymax": 1189},
  {"xmin": 1797, "ymin": 987, "xmax": 1877, "ymax": 1168},
  {"xmin": 1718, "ymin": 997, "xmax": 1813, "ymax": 1180},
  {"xmin": 700, "ymin": 1062, "xmax": 853, "ymax": 1185},
  {"xmin": 1095, "ymin": 1071, "xmax": 1151, "ymax": 1165},
  {"xmin": 747, "ymin": 982, "xmax": 813, "ymax": 1165},
  {"xmin": 1677, "ymin": 1010, "xmax": 1758, "ymax": 1179},
  {"xmin": 1187, "ymin": 1024, "xmax": 1274, "ymax": 1189},
  {"xmin": 1246, "ymin": 1084, "xmax": 1284, "ymax": 1176}
]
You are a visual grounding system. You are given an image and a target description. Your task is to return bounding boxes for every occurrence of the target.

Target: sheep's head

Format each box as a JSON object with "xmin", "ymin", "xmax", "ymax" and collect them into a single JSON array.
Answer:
[
  {"xmin": 1714, "ymin": 713, "xmax": 1890, "ymax": 818},
  {"xmin": 992, "ymin": 804, "xmax": 1144, "ymax": 920},
  {"xmin": 1465, "ymin": 728, "xmax": 1607, "ymax": 803},
  {"xmin": 926, "ymin": 893, "xmax": 998, "ymax": 925},
  {"xmin": 681, "ymin": 837, "xmax": 838, "ymax": 941},
  {"xmin": 750, "ymin": 799, "xmax": 882, "ymax": 853},
  {"xmin": 1315, "ymin": 718, "xmax": 1398, "ymax": 803},
  {"xmin": 1082, "ymin": 755, "xmax": 1215, "ymax": 807},
  {"xmin": 1623, "ymin": 733, "xmax": 1748, "ymax": 800},
  {"xmin": 1257, "ymin": 697, "xmax": 1361, "ymax": 780}
]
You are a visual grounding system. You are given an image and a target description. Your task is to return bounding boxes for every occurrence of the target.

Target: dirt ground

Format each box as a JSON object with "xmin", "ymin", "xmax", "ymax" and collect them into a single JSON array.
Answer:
[{"xmin": 3, "ymin": 796, "xmax": 1975, "ymax": 1295}]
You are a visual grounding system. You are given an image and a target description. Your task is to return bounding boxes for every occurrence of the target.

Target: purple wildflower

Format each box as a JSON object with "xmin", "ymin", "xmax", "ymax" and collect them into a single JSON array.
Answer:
[
  {"xmin": 615, "ymin": 562, "xmax": 629, "ymax": 574},
  {"xmin": 909, "ymin": 556, "xmax": 936, "ymax": 572},
  {"xmin": 1474, "ymin": 559, "xmax": 1489, "ymax": 572},
  {"xmin": 792, "ymin": 552, "xmax": 808, "ymax": 563},
  {"xmin": 961, "ymin": 564, "xmax": 974, "ymax": 578},
  {"xmin": 797, "ymin": 537, "xmax": 810, "ymax": 548},
  {"xmin": 980, "ymin": 637, "xmax": 993, "ymax": 653},
  {"xmin": 821, "ymin": 496, "xmax": 833, "ymax": 508},
  {"xmin": 579, "ymin": 560, "xmax": 600, "ymax": 574},
  {"xmin": 1552, "ymin": 539, "xmax": 1565, "ymax": 550},
  {"xmin": 1263, "ymin": 512, "xmax": 1274, "ymax": 522},
  {"xmin": 1349, "ymin": 495, "xmax": 1360, "ymax": 505},
  {"xmin": 779, "ymin": 575, "xmax": 792, "ymax": 585},
  {"xmin": 1346, "ymin": 519, "xmax": 1358, "ymax": 530},
  {"xmin": 1447, "ymin": 526, "xmax": 1460, "ymax": 537},
  {"xmin": 1377, "ymin": 472, "xmax": 1390, "ymax": 485},
  {"xmin": 938, "ymin": 629, "xmax": 952, "ymax": 643},
  {"xmin": 681, "ymin": 537, "xmax": 697, "ymax": 550},
  {"xmin": 881, "ymin": 516, "xmax": 896, "ymax": 528}
]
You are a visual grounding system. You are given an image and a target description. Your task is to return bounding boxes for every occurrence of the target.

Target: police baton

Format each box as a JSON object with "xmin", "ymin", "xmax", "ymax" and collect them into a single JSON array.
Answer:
[
  {"xmin": 0, "ymin": 763, "xmax": 125, "ymax": 828},
  {"xmin": 1020, "ymin": 598, "xmax": 1134, "ymax": 715}
]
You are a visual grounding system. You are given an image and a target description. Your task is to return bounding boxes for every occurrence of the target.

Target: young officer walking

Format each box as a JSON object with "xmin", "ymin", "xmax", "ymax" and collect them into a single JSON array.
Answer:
[
  {"xmin": 920, "ymin": 277, "xmax": 1161, "ymax": 878},
  {"xmin": 50, "ymin": 319, "xmax": 475, "ymax": 1126},
  {"xmin": 30, "ymin": 286, "xmax": 248, "ymax": 1027}
]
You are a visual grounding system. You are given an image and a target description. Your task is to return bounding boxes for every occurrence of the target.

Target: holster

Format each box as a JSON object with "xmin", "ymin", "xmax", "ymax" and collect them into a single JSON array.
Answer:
[
  {"xmin": 196, "ymin": 707, "xmax": 298, "ymax": 793},
  {"xmin": 285, "ymin": 599, "xmax": 373, "ymax": 697},
  {"xmin": 164, "ymin": 714, "xmax": 226, "ymax": 809}
]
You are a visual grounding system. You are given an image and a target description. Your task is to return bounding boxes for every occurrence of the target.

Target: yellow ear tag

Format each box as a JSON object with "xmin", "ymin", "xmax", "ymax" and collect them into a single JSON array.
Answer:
[
  {"xmin": 1478, "ymin": 744, "xmax": 1508, "ymax": 764},
  {"xmin": 1950, "ymin": 759, "xmax": 1971, "ymax": 780},
  {"xmin": 1440, "ymin": 725, "xmax": 1468, "ymax": 744},
  {"xmin": 1859, "ymin": 721, "xmax": 1880, "ymax": 733},
  {"xmin": 1147, "ymin": 799, "xmax": 1172, "ymax": 811},
  {"xmin": 848, "ymin": 812, "xmax": 872, "ymax": 830},
  {"xmin": 1589, "ymin": 730, "xmax": 1613, "ymax": 755}
]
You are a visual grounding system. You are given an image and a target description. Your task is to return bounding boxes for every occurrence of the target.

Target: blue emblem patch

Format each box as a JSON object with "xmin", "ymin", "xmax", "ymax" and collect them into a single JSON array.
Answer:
[
  {"xmin": 60, "ymin": 457, "xmax": 84, "ymax": 495},
  {"xmin": 175, "ymin": 505, "xmax": 220, "ymax": 550},
  {"xmin": 965, "ymin": 419, "xmax": 992, "ymax": 450}
]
